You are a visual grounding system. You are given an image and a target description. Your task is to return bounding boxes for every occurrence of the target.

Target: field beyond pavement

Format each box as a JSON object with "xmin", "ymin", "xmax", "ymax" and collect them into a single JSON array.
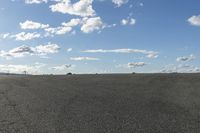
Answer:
[{"xmin": 0, "ymin": 74, "xmax": 200, "ymax": 133}]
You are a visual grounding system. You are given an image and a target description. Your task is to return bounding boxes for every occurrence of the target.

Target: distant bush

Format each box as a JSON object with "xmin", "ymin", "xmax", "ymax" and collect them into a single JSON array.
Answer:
[
  {"xmin": 132, "ymin": 72, "xmax": 136, "ymax": 74},
  {"xmin": 67, "ymin": 72, "xmax": 72, "ymax": 75}
]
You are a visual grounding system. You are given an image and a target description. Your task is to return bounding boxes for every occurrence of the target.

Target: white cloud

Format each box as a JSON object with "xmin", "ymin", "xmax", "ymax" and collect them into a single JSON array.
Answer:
[
  {"xmin": 139, "ymin": 3, "xmax": 144, "ymax": 7},
  {"xmin": 161, "ymin": 64, "xmax": 200, "ymax": 73},
  {"xmin": 117, "ymin": 62, "xmax": 146, "ymax": 69},
  {"xmin": 62, "ymin": 18, "xmax": 82, "ymax": 27},
  {"xmin": 25, "ymin": 0, "xmax": 48, "ymax": 4},
  {"xmin": 146, "ymin": 53, "xmax": 158, "ymax": 58},
  {"xmin": 121, "ymin": 19, "xmax": 129, "ymax": 25},
  {"xmin": 191, "ymin": 67, "xmax": 200, "ymax": 72},
  {"xmin": 0, "ymin": 33, "xmax": 10, "ymax": 39},
  {"xmin": 45, "ymin": 17, "xmax": 105, "ymax": 35},
  {"xmin": 70, "ymin": 57, "xmax": 99, "ymax": 61},
  {"xmin": 67, "ymin": 48, "xmax": 72, "ymax": 52},
  {"xmin": 81, "ymin": 17, "xmax": 105, "ymax": 33},
  {"xmin": 0, "ymin": 42, "xmax": 60, "ymax": 59},
  {"xmin": 56, "ymin": 26, "xmax": 72, "ymax": 35},
  {"xmin": 188, "ymin": 15, "xmax": 200, "ymax": 26},
  {"xmin": 0, "ymin": 45, "xmax": 34, "ymax": 58},
  {"xmin": 50, "ymin": 64, "xmax": 74, "ymax": 71},
  {"xmin": 33, "ymin": 43, "xmax": 60, "ymax": 55},
  {"xmin": 127, "ymin": 62, "xmax": 146, "ymax": 68},
  {"xmin": 83, "ymin": 48, "xmax": 159, "ymax": 58},
  {"xmin": 45, "ymin": 26, "xmax": 72, "ymax": 35},
  {"xmin": 50, "ymin": 0, "xmax": 95, "ymax": 17},
  {"xmin": 1, "ymin": 32, "xmax": 40, "ymax": 41},
  {"xmin": 13, "ymin": 32, "xmax": 40, "ymax": 41},
  {"xmin": 112, "ymin": 0, "xmax": 128, "ymax": 7},
  {"xmin": 121, "ymin": 18, "xmax": 136, "ymax": 25},
  {"xmin": 20, "ymin": 20, "xmax": 49, "ymax": 29},
  {"xmin": 34, "ymin": 62, "xmax": 46, "ymax": 68},
  {"xmin": 45, "ymin": 27, "xmax": 72, "ymax": 35},
  {"xmin": 130, "ymin": 18, "xmax": 136, "ymax": 25},
  {"xmin": 176, "ymin": 54, "xmax": 195, "ymax": 62},
  {"xmin": 44, "ymin": 18, "xmax": 81, "ymax": 35},
  {"xmin": 0, "ymin": 63, "xmax": 45, "ymax": 74},
  {"xmin": 160, "ymin": 64, "xmax": 177, "ymax": 73}
]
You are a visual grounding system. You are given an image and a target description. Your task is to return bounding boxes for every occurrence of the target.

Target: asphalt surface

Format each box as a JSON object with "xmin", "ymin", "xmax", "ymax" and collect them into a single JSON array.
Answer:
[{"xmin": 0, "ymin": 74, "xmax": 200, "ymax": 133}]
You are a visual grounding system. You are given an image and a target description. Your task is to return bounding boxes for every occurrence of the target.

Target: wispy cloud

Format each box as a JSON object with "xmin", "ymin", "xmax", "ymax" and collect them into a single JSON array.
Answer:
[
  {"xmin": 45, "ymin": 26, "xmax": 72, "ymax": 35},
  {"xmin": 0, "ymin": 33, "xmax": 10, "ymax": 39},
  {"xmin": 83, "ymin": 48, "xmax": 159, "ymax": 58},
  {"xmin": 1, "ymin": 32, "xmax": 41, "ymax": 41},
  {"xmin": 112, "ymin": 0, "xmax": 128, "ymax": 7},
  {"xmin": 161, "ymin": 64, "xmax": 200, "ymax": 73},
  {"xmin": 127, "ymin": 62, "xmax": 146, "ymax": 68},
  {"xmin": 50, "ymin": 64, "xmax": 74, "ymax": 71},
  {"xmin": 117, "ymin": 62, "xmax": 146, "ymax": 69},
  {"xmin": 70, "ymin": 57, "xmax": 99, "ymax": 61},
  {"xmin": 25, "ymin": 0, "xmax": 48, "ymax": 4}
]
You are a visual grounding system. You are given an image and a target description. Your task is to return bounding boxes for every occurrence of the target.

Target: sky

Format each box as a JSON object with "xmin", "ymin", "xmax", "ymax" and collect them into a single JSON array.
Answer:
[{"xmin": 0, "ymin": 0, "xmax": 200, "ymax": 74}]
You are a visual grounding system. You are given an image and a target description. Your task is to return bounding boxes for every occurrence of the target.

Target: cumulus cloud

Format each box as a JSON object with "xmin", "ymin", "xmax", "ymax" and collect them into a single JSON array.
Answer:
[
  {"xmin": 0, "ymin": 43, "xmax": 60, "ymax": 59},
  {"xmin": 20, "ymin": 20, "xmax": 49, "ymax": 30},
  {"xmin": 12, "ymin": 32, "xmax": 40, "ymax": 41},
  {"xmin": 121, "ymin": 18, "xmax": 136, "ymax": 25},
  {"xmin": 44, "ymin": 18, "xmax": 82, "ymax": 36},
  {"xmin": 50, "ymin": 0, "xmax": 95, "ymax": 17},
  {"xmin": 50, "ymin": 64, "xmax": 74, "ymax": 71},
  {"xmin": 83, "ymin": 48, "xmax": 159, "ymax": 58},
  {"xmin": 70, "ymin": 57, "xmax": 99, "ymax": 61},
  {"xmin": 112, "ymin": 0, "xmax": 128, "ymax": 7},
  {"xmin": 62, "ymin": 18, "xmax": 82, "ymax": 27},
  {"xmin": 188, "ymin": 15, "xmax": 200, "ymax": 26},
  {"xmin": 176, "ymin": 54, "xmax": 195, "ymax": 62},
  {"xmin": 81, "ymin": 17, "xmax": 105, "ymax": 33},
  {"xmin": 45, "ymin": 17, "xmax": 105, "ymax": 35},
  {"xmin": 25, "ymin": 0, "xmax": 48, "ymax": 4},
  {"xmin": 34, "ymin": 43, "xmax": 60, "ymax": 55}
]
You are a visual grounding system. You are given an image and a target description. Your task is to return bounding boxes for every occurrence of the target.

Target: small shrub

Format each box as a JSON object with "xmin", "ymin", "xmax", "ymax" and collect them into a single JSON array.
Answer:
[{"xmin": 67, "ymin": 72, "xmax": 72, "ymax": 75}]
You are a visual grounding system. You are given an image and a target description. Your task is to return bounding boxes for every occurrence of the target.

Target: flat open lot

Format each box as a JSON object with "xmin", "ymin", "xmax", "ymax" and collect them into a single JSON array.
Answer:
[{"xmin": 0, "ymin": 74, "xmax": 200, "ymax": 133}]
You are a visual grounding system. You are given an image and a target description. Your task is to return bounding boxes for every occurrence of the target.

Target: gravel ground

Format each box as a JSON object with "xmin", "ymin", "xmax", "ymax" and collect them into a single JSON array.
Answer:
[{"xmin": 0, "ymin": 74, "xmax": 200, "ymax": 133}]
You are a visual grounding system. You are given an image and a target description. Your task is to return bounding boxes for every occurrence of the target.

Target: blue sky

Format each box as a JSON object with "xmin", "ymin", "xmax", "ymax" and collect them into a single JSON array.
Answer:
[{"xmin": 0, "ymin": 0, "xmax": 200, "ymax": 74}]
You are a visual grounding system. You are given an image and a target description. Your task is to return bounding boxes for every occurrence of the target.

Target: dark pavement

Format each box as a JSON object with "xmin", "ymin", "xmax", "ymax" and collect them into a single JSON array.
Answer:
[{"xmin": 0, "ymin": 74, "xmax": 200, "ymax": 133}]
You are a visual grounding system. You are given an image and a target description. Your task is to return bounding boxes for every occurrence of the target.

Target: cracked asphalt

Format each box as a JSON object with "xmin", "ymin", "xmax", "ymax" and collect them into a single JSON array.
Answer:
[{"xmin": 0, "ymin": 74, "xmax": 200, "ymax": 133}]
